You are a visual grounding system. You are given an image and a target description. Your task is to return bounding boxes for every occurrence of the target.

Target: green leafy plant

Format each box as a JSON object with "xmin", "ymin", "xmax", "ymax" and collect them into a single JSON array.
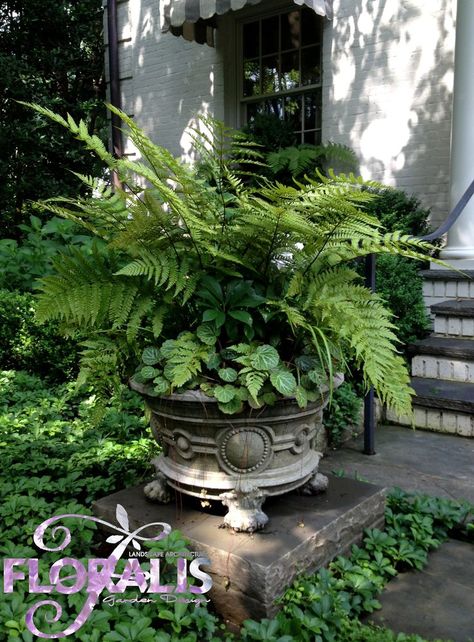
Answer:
[
  {"xmin": 0, "ymin": 215, "xmax": 101, "ymax": 292},
  {"xmin": 241, "ymin": 112, "xmax": 297, "ymax": 152},
  {"xmin": 267, "ymin": 142, "xmax": 358, "ymax": 183},
  {"xmin": 0, "ymin": 289, "xmax": 79, "ymax": 381},
  {"xmin": 25, "ymin": 105, "xmax": 439, "ymax": 417},
  {"xmin": 362, "ymin": 188, "xmax": 434, "ymax": 347},
  {"xmin": 323, "ymin": 381, "xmax": 362, "ymax": 447}
]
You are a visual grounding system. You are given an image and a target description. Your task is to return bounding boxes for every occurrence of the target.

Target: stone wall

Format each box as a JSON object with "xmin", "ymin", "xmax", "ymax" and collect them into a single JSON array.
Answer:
[{"xmin": 106, "ymin": 0, "xmax": 456, "ymax": 225}]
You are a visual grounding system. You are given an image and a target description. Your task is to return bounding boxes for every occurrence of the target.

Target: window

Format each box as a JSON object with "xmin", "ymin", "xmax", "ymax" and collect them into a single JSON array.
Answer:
[{"xmin": 240, "ymin": 6, "xmax": 323, "ymax": 145}]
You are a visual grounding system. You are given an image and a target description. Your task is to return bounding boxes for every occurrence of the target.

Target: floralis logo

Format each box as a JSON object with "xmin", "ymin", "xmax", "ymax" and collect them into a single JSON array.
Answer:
[{"xmin": 3, "ymin": 505, "xmax": 213, "ymax": 639}]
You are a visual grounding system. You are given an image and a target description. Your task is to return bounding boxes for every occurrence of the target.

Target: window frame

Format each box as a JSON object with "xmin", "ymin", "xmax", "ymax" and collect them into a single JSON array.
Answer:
[{"xmin": 235, "ymin": 3, "xmax": 324, "ymax": 145}]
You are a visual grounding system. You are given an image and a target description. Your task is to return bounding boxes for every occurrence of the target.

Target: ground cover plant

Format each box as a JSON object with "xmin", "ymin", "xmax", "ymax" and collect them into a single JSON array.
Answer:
[
  {"xmin": 0, "ymin": 372, "xmax": 471, "ymax": 640},
  {"xmin": 0, "ymin": 378, "xmax": 472, "ymax": 642}
]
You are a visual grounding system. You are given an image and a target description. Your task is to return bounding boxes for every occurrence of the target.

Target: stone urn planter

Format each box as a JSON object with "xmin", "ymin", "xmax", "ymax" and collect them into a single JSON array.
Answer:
[{"xmin": 130, "ymin": 374, "xmax": 343, "ymax": 532}]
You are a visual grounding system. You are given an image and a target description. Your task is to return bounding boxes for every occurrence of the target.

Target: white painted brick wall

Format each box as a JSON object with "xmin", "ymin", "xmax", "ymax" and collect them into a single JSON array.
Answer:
[
  {"xmin": 108, "ymin": 0, "xmax": 455, "ymax": 222},
  {"xmin": 422, "ymin": 276, "xmax": 474, "ymax": 317},
  {"xmin": 106, "ymin": 0, "xmax": 225, "ymax": 160},
  {"xmin": 322, "ymin": 0, "xmax": 456, "ymax": 227},
  {"xmin": 434, "ymin": 315, "xmax": 474, "ymax": 338}
]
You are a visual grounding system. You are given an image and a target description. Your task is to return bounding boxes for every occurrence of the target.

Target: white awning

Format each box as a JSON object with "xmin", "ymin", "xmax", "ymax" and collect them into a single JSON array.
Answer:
[{"xmin": 163, "ymin": 0, "xmax": 333, "ymax": 45}]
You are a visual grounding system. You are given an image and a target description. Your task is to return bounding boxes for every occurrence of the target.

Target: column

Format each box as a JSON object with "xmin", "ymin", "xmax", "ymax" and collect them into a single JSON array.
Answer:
[{"xmin": 439, "ymin": 0, "xmax": 474, "ymax": 266}]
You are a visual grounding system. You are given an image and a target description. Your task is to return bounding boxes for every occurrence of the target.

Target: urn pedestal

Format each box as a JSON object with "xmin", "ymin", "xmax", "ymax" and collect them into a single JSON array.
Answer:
[{"xmin": 130, "ymin": 375, "xmax": 342, "ymax": 532}]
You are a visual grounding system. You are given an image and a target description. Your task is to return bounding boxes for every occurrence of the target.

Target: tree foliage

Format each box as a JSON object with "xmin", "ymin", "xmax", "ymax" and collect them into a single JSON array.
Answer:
[{"xmin": 0, "ymin": 0, "xmax": 106, "ymax": 239}]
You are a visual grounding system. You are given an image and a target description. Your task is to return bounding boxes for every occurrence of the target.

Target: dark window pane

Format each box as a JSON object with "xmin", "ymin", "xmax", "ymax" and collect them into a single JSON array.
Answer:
[
  {"xmin": 262, "ymin": 54, "xmax": 279, "ymax": 94},
  {"xmin": 284, "ymin": 95, "xmax": 302, "ymax": 131},
  {"xmin": 301, "ymin": 7, "xmax": 322, "ymax": 46},
  {"xmin": 247, "ymin": 98, "xmax": 284, "ymax": 121},
  {"xmin": 261, "ymin": 16, "xmax": 279, "ymax": 55},
  {"xmin": 301, "ymin": 46, "xmax": 321, "ymax": 85},
  {"xmin": 304, "ymin": 90, "xmax": 322, "ymax": 130},
  {"xmin": 264, "ymin": 97, "xmax": 284, "ymax": 120},
  {"xmin": 243, "ymin": 21, "xmax": 259, "ymax": 59},
  {"xmin": 243, "ymin": 59, "xmax": 260, "ymax": 97},
  {"xmin": 303, "ymin": 130, "xmax": 322, "ymax": 145},
  {"xmin": 246, "ymin": 102, "xmax": 264, "ymax": 123},
  {"xmin": 281, "ymin": 10, "xmax": 300, "ymax": 50},
  {"xmin": 280, "ymin": 51, "xmax": 299, "ymax": 90}
]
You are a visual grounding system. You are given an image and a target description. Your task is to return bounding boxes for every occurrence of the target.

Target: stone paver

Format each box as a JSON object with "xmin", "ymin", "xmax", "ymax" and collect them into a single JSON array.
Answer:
[
  {"xmin": 320, "ymin": 424, "xmax": 474, "ymax": 504},
  {"xmin": 369, "ymin": 540, "xmax": 474, "ymax": 642},
  {"xmin": 322, "ymin": 425, "xmax": 474, "ymax": 641}
]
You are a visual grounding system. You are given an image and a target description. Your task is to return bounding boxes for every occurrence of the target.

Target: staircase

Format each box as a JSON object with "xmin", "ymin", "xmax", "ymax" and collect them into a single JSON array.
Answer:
[
  {"xmin": 386, "ymin": 274, "xmax": 474, "ymax": 438},
  {"xmin": 420, "ymin": 270, "xmax": 474, "ymax": 315}
]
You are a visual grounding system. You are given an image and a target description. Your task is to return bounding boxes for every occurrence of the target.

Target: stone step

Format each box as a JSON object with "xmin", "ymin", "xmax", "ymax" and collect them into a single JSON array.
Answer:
[
  {"xmin": 432, "ymin": 300, "xmax": 474, "ymax": 337},
  {"xmin": 387, "ymin": 378, "xmax": 474, "ymax": 437},
  {"xmin": 408, "ymin": 336, "xmax": 474, "ymax": 359},
  {"xmin": 387, "ymin": 377, "xmax": 474, "ymax": 437},
  {"xmin": 410, "ymin": 377, "xmax": 474, "ymax": 414},
  {"xmin": 432, "ymin": 299, "xmax": 474, "ymax": 317},
  {"xmin": 411, "ymin": 354, "xmax": 474, "ymax": 383},
  {"xmin": 421, "ymin": 270, "xmax": 474, "ymax": 314},
  {"xmin": 387, "ymin": 405, "xmax": 474, "ymax": 437},
  {"xmin": 408, "ymin": 336, "xmax": 474, "ymax": 383}
]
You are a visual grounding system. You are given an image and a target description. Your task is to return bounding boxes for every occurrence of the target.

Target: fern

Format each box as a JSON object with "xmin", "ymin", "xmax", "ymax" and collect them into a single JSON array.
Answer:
[
  {"xmin": 268, "ymin": 142, "xmax": 358, "ymax": 179},
  {"xmin": 28, "ymin": 103, "xmax": 441, "ymax": 415}
]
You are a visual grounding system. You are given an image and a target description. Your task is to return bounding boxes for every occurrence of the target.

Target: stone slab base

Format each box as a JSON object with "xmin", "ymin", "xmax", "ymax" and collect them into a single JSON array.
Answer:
[
  {"xmin": 387, "ymin": 406, "xmax": 474, "ymax": 437},
  {"xmin": 93, "ymin": 476, "xmax": 386, "ymax": 626}
]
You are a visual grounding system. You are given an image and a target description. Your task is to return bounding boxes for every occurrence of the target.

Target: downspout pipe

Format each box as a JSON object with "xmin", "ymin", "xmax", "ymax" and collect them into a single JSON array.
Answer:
[{"xmin": 107, "ymin": 0, "xmax": 124, "ymax": 166}]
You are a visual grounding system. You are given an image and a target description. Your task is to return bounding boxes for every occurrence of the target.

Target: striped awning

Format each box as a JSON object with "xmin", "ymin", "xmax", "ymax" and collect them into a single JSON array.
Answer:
[{"xmin": 163, "ymin": 0, "xmax": 333, "ymax": 45}]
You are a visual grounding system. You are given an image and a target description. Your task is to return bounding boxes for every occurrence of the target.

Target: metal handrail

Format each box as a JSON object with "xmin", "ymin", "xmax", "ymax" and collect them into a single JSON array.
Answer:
[{"xmin": 363, "ymin": 177, "xmax": 474, "ymax": 455}]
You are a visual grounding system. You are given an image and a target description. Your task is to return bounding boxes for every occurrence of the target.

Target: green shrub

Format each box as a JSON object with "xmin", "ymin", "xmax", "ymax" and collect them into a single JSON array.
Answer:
[
  {"xmin": 0, "ymin": 215, "xmax": 102, "ymax": 292},
  {"xmin": 376, "ymin": 255, "xmax": 431, "ymax": 346},
  {"xmin": 361, "ymin": 188, "xmax": 434, "ymax": 347},
  {"xmin": 364, "ymin": 188, "xmax": 431, "ymax": 237},
  {"xmin": 323, "ymin": 381, "xmax": 362, "ymax": 447},
  {"xmin": 0, "ymin": 289, "xmax": 79, "ymax": 381}
]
